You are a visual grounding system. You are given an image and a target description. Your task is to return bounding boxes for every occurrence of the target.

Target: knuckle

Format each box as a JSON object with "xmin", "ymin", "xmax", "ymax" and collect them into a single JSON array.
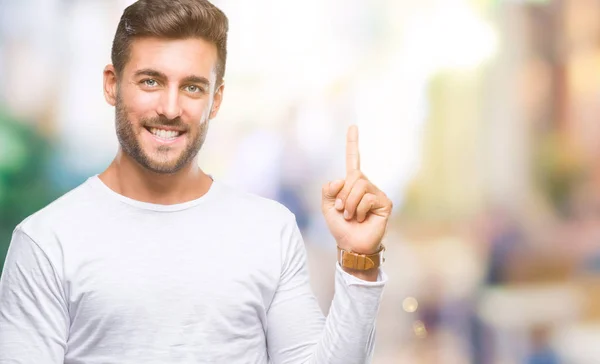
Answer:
[
  {"xmin": 356, "ymin": 179, "xmax": 368, "ymax": 191},
  {"xmin": 340, "ymin": 187, "xmax": 353, "ymax": 200},
  {"xmin": 338, "ymin": 190, "xmax": 348, "ymax": 201},
  {"xmin": 346, "ymin": 197, "xmax": 358, "ymax": 208},
  {"xmin": 349, "ymin": 190, "xmax": 363, "ymax": 203},
  {"xmin": 358, "ymin": 203, "xmax": 368, "ymax": 213}
]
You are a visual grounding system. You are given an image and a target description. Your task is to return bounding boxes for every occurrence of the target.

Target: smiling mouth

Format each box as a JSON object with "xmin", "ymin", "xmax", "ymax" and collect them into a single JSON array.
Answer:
[{"xmin": 145, "ymin": 127, "xmax": 184, "ymax": 141}]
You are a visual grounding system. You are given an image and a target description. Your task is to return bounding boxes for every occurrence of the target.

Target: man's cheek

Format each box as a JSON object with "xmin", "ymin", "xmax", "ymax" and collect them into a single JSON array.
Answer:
[{"xmin": 128, "ymin": 91, "xmax": 160, "ymax": 113}]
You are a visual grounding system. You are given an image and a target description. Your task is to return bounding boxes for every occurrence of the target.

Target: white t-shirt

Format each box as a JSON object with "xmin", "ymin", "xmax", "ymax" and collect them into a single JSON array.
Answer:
[{"xmin": 0, "ymin": 176, "xmax": 386, "ymax": 364}]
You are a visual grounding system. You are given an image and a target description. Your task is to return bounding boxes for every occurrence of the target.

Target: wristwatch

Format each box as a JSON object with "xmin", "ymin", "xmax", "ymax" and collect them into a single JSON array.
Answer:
[{"xmin": 337, "ymin": 244, "xmax": 385, "ymax": 271}]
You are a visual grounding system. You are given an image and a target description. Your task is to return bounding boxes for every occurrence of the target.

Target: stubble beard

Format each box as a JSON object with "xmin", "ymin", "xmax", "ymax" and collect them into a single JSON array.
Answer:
[{"xmin": 114, "ymin": 93, "xmax": 209, "ymax": 174}]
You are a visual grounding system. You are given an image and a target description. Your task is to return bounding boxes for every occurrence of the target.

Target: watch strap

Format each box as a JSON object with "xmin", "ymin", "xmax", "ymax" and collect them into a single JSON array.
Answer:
[{"xmin": 337, "ymin": 244, "xmax": 385, "ymax": 271}]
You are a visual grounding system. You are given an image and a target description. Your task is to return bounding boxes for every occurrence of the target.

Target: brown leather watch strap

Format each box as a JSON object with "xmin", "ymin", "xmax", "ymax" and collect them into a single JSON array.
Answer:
[{"xmin": 337, "ymin": 244, "xmax": 385, "ymax": 271}]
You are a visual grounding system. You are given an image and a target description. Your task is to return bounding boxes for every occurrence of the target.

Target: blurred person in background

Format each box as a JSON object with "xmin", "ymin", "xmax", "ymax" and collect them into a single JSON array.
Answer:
[
  {"xmin": 0, "ymin": 0, "xmax": 393, "ymax": 363},
  {"xmin": 527, "ymin": 326, "xmax": 560, "ymax": 364}
]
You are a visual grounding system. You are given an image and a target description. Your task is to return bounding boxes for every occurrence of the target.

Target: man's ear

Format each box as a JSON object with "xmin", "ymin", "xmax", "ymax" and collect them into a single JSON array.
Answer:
[
  {"xmin": 209, "ymin": 82, "xmax": 225, "ymax": 119},
  {"xmin": 103, "ymin": 64, "xmax": 118, "ymax": 106}
]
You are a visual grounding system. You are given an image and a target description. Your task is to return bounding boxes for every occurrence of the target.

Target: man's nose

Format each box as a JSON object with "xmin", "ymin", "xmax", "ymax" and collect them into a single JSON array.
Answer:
[{"xmin": 156, "ymin": 86, "xmax": 182, "ymax": 120}]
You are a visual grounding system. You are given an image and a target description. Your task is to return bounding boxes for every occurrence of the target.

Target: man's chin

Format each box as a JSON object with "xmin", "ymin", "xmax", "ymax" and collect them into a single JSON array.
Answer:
[
  {"xmin": 133, "ymin": 153, "xmax": 186, "ymax": 174},
  {"xmin": 144, "ymin": 161, "xmax": 186, "ymax": 174},
  {"xmin": 133, "ymin": 142, "xmax": 200, "ymax": 174}
]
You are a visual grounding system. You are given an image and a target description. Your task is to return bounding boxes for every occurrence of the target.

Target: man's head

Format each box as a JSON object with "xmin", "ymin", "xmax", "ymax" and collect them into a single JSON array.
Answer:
[{"xmin": 103, "ymin": 0, "xmax": 228, "ymax": 174}]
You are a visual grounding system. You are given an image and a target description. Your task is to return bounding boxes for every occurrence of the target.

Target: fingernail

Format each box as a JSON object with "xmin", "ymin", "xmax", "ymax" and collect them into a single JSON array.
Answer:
[
  {"xmin": 344, "ymin": 210, "xmax": 350, "ymax": 219},
  {"xmin": 335, "ymin": 199, "xmax": 343, "ymax": 210}
]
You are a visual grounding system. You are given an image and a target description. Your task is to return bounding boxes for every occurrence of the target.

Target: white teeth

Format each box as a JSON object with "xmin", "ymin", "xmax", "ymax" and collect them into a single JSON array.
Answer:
[{"xmin": 150, "ymin": 128, "xmax": 180, "ymax": 140}]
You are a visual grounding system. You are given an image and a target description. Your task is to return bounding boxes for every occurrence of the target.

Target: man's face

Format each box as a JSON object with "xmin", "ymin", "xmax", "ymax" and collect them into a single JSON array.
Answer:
[{"xmin": 105, "ymin": 37, "xmax": 223, "ymax": 174}]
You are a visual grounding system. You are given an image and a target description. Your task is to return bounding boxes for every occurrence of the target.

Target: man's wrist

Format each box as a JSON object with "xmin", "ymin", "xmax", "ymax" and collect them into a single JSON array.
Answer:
[
  {"xmin": 336, "ymin": 244, "xmax": 385, "ymax": 277},
  {"xmin": 341, "ymin": 265, "xmax": 379, "ymax": 282}
]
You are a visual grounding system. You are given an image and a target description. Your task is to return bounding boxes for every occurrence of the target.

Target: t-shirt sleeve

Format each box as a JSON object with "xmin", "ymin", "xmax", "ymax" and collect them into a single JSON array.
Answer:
[
  {"xmin": 266, "ymin": 215, "xmax": 386, "ymax": 364},
  {"xmin": 0, "ymin": 227, "xmax": 69, "ymax": 363}
]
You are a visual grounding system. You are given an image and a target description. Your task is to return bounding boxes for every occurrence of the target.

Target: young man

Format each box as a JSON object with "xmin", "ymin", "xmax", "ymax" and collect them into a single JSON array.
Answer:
[{"xmin": 0, "ymin": 1, "xmax": 393, "ymax": 363}]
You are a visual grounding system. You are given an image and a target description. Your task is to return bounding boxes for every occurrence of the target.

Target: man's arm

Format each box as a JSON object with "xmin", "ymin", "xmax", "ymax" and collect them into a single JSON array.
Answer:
[
  {"xmin": 0, "ymin": 227, "xmax": 69, "ymax": 363},
  {"xmin": 266, "ymin": 218, "xmax": 385, "ymax": 364}
]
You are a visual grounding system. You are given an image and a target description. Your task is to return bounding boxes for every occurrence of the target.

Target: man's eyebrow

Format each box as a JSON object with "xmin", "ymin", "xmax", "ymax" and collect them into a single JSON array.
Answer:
[
  {"xmin": 181, "ymin": 75, "xmax": 211, "ymax": 88},
  {"xmin": 133, "ymin": 69, "xmax": 167, "ymax": 79}
]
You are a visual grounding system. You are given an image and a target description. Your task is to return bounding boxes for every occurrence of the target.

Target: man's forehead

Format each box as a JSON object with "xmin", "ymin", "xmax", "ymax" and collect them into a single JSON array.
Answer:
[{"xmin": 127, "ymin": 37, "xmax": 218, "ymax": 80}]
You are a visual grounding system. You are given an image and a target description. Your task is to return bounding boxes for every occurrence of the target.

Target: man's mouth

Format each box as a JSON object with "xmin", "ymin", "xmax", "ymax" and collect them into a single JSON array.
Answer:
[{"xmin": 145, "ymin": 127, "xmax": 184, "ymax": 141}]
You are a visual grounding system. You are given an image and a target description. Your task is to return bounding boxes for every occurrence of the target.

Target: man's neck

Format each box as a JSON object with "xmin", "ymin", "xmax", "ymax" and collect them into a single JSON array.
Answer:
[{"xmin": 98, "ymin": 151, "xmax": 213, "ymax": 205}]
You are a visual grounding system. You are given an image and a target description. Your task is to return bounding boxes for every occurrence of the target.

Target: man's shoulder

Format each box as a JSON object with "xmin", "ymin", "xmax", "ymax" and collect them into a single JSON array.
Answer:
[
  {"xmin": 215, "ymin": 181, "xmax": 296, "ymax": 225},
  {"xmin": 17, "ymin": 177, "xmax": 97, "ymax": 239}
]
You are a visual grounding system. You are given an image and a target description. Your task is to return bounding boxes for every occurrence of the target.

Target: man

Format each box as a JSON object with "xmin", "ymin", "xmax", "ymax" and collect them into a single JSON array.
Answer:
[{"xmin": 0, "ymin": 0, "xmax": 393, "ymax": 363}]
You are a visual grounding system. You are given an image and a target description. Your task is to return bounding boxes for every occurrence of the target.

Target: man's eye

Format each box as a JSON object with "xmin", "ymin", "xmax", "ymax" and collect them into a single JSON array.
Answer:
[
  {"xmin": 186, "ymin": 85, "xmax": 203, "ymax": 93},
  {"xmin": 143, "ymin": 79, "xmax": 158, "ymax": 87}
]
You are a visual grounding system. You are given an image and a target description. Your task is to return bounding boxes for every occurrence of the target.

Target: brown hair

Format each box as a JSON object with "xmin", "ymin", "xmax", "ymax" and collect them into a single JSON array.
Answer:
[{"xmin": 111, "ymin": 0, "xmax": 229, "ymax": 86}]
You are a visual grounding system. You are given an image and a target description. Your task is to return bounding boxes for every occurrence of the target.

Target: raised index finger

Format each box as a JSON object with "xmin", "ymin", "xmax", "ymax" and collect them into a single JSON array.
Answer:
[{"xmin": 346, "ymin": 125, "xmax": 360, "ymax": 174}]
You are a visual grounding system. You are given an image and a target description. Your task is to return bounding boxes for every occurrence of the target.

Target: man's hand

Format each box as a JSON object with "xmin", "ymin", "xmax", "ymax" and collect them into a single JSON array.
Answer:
[{"xmin": 321, "ymin": 125, "xmax": 393, "ymax": 276}]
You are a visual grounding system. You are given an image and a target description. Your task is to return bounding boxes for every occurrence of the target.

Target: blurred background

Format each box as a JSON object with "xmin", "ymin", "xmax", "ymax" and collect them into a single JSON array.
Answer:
[{"xmin": 2, "ymin": 0, "xmax": 600, "ymax": 362}]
